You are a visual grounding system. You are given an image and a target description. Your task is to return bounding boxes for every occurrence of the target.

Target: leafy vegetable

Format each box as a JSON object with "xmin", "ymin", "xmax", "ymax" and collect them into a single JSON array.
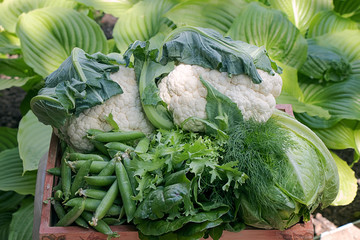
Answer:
[
  {"xmin": 31, "ymin": 47, "xmax": 122, "ymax": 129},
  {"xmin": 224, "ymin": 117, "xmax": 315, "ymax": 230},
  {"xmin": 126, "ymin": 26, "xmax": 280, "ymax": 130}
]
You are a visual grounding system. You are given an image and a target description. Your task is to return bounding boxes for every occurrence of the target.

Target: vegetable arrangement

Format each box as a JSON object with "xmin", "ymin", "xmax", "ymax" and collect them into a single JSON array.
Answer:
[
  {"xmin": 34, "ymin": 27, "xmax": 339, "ymax": 239},
  {"xmin": 1, "ymin": 0, "xmax": 358, "ymax": 239}
]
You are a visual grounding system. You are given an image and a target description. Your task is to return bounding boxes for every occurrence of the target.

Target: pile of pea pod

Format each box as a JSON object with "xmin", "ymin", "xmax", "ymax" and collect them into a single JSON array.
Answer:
[{"xmin": 48, "ymin": 129, "xmax": 147, "ymax": 239}]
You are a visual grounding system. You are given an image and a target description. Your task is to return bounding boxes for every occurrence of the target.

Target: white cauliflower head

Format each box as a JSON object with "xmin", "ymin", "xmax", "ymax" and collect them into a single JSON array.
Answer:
[
  {"xmin": 158, "ymin": 64, "xmax": 282, "ymax": 132},
  {"xmin": 62, "ymin": 66, "xmax": 154, "ymax": 152}
]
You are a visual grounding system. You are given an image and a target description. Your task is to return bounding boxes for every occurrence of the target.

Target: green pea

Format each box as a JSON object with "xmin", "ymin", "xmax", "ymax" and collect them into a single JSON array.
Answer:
[
  {"xmin": 93, "ymin": 131, "xmax": 145, "ymax": 142},
  {"xmin": 84, "ymin": 176, "xmax": 116, "ymax": 186}
]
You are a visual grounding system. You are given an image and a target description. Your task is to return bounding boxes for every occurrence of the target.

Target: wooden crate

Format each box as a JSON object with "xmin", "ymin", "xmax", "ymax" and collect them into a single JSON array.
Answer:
[{"xmin": 38, "ymin": 104, "xmax": 314, "ymax": 240}]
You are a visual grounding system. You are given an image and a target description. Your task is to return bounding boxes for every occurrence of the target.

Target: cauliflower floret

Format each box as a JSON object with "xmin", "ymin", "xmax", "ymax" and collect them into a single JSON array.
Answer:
[
  {"xmin": 63, "ymin": 66, "xmax": 154, "ymax": 152},
  {"xmin": 158, "ymin": 64, "xmax": 282, "ymax": 132}
]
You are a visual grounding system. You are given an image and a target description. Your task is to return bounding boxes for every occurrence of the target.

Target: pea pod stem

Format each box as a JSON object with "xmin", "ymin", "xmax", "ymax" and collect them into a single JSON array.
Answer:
[{"xmin": 81, "ymin": 211, "xmax": 118, "ymax": 238}]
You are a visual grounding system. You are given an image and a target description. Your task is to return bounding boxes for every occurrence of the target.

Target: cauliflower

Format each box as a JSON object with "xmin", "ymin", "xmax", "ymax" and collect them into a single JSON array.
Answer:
[
  {"xmin": 62, "ymin": 66, "xmax": 154, "ymax": 152},
  {"xmin": 158, "ymin": 64, "xmax": 282, "ymax": 132}
]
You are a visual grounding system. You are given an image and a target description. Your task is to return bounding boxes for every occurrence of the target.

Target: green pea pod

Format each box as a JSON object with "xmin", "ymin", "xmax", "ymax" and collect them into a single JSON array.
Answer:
[
  {"xmin": 71, "ymin": 160, "xmax": 92, "ymax": 197},
  {"xmin": 105, "ymin": 142, "xmax": 134, "ymax": 152},
  {"xmin": 56, "ymin": 198, "xmax": 85, "ymax": 226},
  {"xmin": 65, "ymin": 198, "xmax": 122, "ymax": 216},
  {"xmin": 76, "ymin": 188, "xmax": 122, "ymax": 205},
  {"xmin": 61, "ymin": 147, "xmax": 72, "ymax": 202},
  {"xmin": 81, "ymin": 211, "xmax": 118, "ymax": 238},
  {"xmin": 90, "ymin": 139, "xmax": 111, "ymax": 157},
  {"xmin": 84, "ymin": 176, "xmax": 116, "ymax": 186},
  {"xmin": 115, "ymin": 157, "xmax": 136, "ymax": 223},
  {"xmin": 47, "ymin": 167, "xmax": 61, "ymax": 176},
  {"xmin": 68, "ymin": 152, "xmax": 105, "ymax": 161},
  {"xmin": 70, "ymin": 161, "xmax": 108, "ymax": 173},
  {"xmin": 98, "ymin": 159, "xmax": 116, "ymax": 176},
  {"xmin": 90, "ymin": 180, "xmax": 119, "ymax": 226},
  {"xmin": 53, "ymin": 179, "xmax": 62, "ymax": 192},
  {"xmin": 122, "ymin": 152, "xmax": 137, "ymax": 196},
  {"xmin": 93, "ymin": 131, "xmax": 145, "ymax": 142}
]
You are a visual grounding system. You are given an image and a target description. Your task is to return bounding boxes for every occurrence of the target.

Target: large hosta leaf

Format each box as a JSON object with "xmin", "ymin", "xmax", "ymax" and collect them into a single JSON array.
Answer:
[
  {"xmin": 0, "ymin": 31, "xmax": 20, "ymax": 54},
  {"xmin": 312, "ymin": 29, "xmax": 360, "ymax": 62},
  {"xmin": 165, "ymin": 0, "xmax": 247, "ymax": 34},
  {"xmin": 0, "ymin": 127, "xmax": 17, "ymax": 152},
  {"xmin": 75, "ymin": 0, "xmax": 135, "ymax": 17},
  {"xmin": 0, "ymin": 212, "xmax": 12, "ymax": 240},
  {"xmin": 8, "ymin": 198, "xmax": 34, "ymax": 240},
  {"xmin": 296, "ymin": 56, "xmax": 360, "ymax": 129},
  {"xmin": 113, "ymin": 0, "xmax": 178, "ymax": 53},
  {"xmin": 308, "ymin": 11, "xmax": 359, "ymax": 38},
  {"xmin": 0, "ymin": 76, "xmax": 38, "ymax": 91},
  {"xmin": 0, "ymin": 58, "xmax": 35, "ymax": 78},
  {"xmin": 0, "ymin": 148, "xmax": 36, "ymax": 195},
  {"xmin": 227, "ymin": 2, "xmax": 307, "ymax": 69},
  {"xmin": 16, "ymin": 7, "xmax": 108, "ymax": 77},
  {"xmin": 299, "ymin": 39, "xmax": 351, "ymax": 83},
  {"xmin": 299, "ymin": 76, "xmax": 360, "ymax": 126},
  {"xmin": 330, "ymin": 152, "xmax": 357, "ymax": 206},
  {"xmin": 268, "ymin": 0, "xmax": 333, "ymax": 35},
  {"xmin": 333, "ymin": 0, "xmax": 360, "ymax": 22},
  {"xmin": 312, "ymin": 120, "xmax": 360, "ymax": 161},
  {"xmin": 0, "ymin": 191, "xmax": 25, "ymax": 212},
  {"xmin": 18, "ymin": 110, "xmax": 52, "ymax": 173},
  {"xmin": 0, "ymin": 0, "xmax": 77, "ymax": 33}
]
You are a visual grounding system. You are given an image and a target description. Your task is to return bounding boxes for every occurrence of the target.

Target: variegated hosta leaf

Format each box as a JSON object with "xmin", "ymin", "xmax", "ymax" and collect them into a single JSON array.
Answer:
[
  {"xmin": 0, "ymin": 31, "xmax": 20, "ymax": 54},
  {"xmin": 165, "ymin": 0, "xmax": 248, "ymax": 34},
  {"xmin": 75, "ymin": 0, "xmax": 135, "ymax": 17},
  {"xmin": 18, "ymin": 110, "xmax": 52, "ymax": 173},
  {"xmin": 313, "ymin": 120, "xmax": 360, "ymax": 161},
  {"xmin": 330, "ymin": 152, "xmax": 357, "ymax": 206},
  {"xmin": 268, "ymin": 0, "xmax": 333, "ymax": 35},
  {"xmin": 0, "ymin": 0, "xmax": 77, "ymax": 33},
  {"xmin": 16, "ymin": 7, "xmax": 108, "ymax": 77},
  {"xmin": 333, "ymin": 0, "xmax": 360, "ymax": 22},
  {"xmin": 112, "ymin": 0, "xmax": 178, "ymax": 53},
  {"xmin": 311, "ymin": 29, "xmax": 360, "ymax": 63},
  {"xmin": 308, "ymin": 10, "xmax": 359, "ymax": 38},
  {"xmin": 0, "ymin": 148, "xmax": 36, "ymax": 195},
  {"xmin": 227, "ymin": 2, "xmax": 307, "ymax": 69}
]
